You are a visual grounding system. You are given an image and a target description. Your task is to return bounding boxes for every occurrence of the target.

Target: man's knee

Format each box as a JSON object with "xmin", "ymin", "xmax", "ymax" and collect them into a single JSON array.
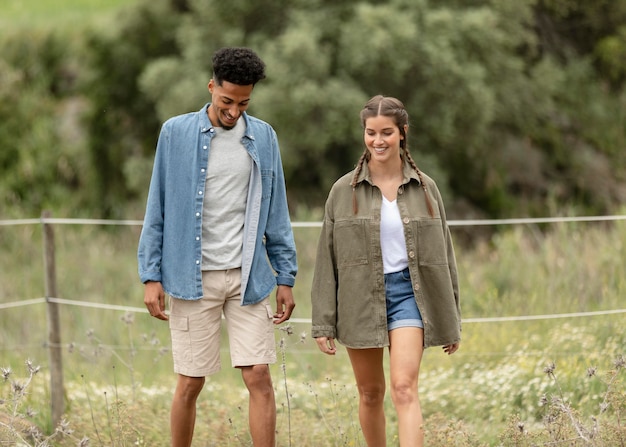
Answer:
[
  {"xmin": 240, "ymin": 365, "xmax": 273, "ymax": 394},
  {"xmin": 175, "ymin": 375, "xmax": 205, "ymax": 402}
]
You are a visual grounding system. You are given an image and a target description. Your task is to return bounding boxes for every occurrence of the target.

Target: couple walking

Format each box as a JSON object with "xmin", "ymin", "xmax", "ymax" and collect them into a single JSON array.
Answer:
[{"xmin": 138, "ymin": 47, "xmax": 461, "ymax": 447}]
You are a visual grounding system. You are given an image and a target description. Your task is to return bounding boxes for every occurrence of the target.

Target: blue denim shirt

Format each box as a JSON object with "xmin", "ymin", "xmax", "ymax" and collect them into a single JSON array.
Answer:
[{"xmin": 138, "ymin": 104, "xmax": 297, "ymax": 304}]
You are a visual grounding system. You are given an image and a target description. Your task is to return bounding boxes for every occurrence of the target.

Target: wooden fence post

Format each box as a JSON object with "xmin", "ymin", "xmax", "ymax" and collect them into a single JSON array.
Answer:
[{"xmin": 42, "ymin": 210, "xmax": 64, "ymax": 428}]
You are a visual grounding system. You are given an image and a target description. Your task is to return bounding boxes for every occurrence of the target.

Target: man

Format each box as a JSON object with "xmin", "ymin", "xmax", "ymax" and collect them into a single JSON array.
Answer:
[{"xmin": 138, "ymin": 47, "xmax": 297, "ymax": 447}]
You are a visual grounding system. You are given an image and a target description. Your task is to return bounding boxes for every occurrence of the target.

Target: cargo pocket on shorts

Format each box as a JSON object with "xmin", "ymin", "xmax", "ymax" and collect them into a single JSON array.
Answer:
[
  {"xmin": 264, "ymin": 303, "xmax": 276, "ymax": 353},
  {"xmin": 169, "ymin": 314, "xmax": 192, "ymax": 366}
]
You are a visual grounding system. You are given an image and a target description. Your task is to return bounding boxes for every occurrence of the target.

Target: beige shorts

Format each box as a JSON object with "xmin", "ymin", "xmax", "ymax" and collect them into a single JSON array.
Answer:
[{"xmin": 168, "ymin": 268, "xmax": 276, "ymax": 377}]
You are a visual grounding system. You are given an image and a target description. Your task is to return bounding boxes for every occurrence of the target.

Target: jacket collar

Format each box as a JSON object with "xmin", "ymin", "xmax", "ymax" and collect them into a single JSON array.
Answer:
[{"xmin": 354, "ymin": 157, "xmax": 422, "ymax": 186}]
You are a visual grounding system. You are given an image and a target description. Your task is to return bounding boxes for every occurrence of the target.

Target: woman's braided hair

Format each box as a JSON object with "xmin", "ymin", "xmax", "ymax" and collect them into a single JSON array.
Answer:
[{"xmin": 350, "ymin": 95, "xmax": 434, "ymax": 217}]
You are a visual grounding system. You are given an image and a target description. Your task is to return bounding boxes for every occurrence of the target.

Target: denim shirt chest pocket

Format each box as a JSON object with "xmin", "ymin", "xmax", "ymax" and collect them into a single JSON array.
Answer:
[{"xmin": 261, "ymin": 169, "xmax": 273, "ymax": 200}]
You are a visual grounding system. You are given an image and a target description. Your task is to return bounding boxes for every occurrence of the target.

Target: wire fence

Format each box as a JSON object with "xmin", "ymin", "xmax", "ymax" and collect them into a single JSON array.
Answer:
[
  {"xmin": 2, "ymin": 214, "xmax": 626, "ymax": 323},
  {"xmin": 2, "ymin": 213, "xmax": 626, "ymax": 425}
]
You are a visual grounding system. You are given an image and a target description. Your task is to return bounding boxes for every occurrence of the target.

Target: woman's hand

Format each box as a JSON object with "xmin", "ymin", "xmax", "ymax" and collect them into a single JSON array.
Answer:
[
  {"xmin": 443, "ymin": 342, "xmax": 460, "ymax": 355},
  {"xmin": 315, "ymin": 337, "xmax": 337, "ymax": 355}
]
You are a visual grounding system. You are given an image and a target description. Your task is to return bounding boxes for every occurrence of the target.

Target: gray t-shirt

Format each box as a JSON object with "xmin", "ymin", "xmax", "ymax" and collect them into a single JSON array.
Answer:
[{"xmin": 201, "ymin": 118, "xmax": 251, "ymax": 270}]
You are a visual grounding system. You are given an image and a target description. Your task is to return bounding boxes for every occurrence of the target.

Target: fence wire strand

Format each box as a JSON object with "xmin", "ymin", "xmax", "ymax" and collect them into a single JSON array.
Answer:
[{"xmin": 1, "ymin": 215, "xmax": 625, "ymax": 323}]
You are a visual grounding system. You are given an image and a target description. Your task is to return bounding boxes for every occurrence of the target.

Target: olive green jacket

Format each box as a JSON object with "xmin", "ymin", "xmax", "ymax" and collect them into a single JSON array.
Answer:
[{"xmin": 311, "ymin": 161, "xmax": 461, "ymax": 349}]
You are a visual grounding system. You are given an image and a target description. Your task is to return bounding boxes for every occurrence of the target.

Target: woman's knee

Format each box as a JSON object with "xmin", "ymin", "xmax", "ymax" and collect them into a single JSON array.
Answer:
[
  {"xmin": 390, "ymin": 379, "xmax": 417, "ymax": 406},
  {"xmin": 358, "ymin": 384, "xmax": 386, "ymax": 407}
]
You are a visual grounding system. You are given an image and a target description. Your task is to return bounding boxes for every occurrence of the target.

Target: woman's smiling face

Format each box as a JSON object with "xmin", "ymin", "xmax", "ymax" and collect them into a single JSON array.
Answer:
[{"xmin": 364, "ymin": 115, "xmax": 405, "ymax": 163}]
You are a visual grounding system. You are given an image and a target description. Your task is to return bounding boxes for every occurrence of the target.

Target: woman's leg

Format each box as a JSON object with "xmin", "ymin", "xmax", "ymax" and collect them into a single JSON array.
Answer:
[
  {"xmin": 346, "ymin": 347, "xmax": 387, "ymax": 447},
  {"xmin": 389, "ymin": 327, "xmax": 424, "ymax": 446}
]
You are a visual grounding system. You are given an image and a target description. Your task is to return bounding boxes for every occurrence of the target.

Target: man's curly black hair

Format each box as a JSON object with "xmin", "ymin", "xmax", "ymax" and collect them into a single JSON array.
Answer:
[{"xmin": 212, "ymin": 47, "xmax": 266, "ymax": 86}]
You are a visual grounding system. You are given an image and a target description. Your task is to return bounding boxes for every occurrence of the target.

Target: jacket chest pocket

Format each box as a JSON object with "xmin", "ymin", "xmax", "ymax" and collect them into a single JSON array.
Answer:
[
  {"xmin": 415, "ymin": 219, "xmax": 447, "ymax": 265},
  {"xmin": 334, "ymin": 220, "xmax": 369, "ymax": 268}
]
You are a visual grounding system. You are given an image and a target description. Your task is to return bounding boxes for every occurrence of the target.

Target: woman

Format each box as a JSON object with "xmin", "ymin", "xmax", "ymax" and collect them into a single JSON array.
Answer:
[{"xmin": 311, "ymin": 95, "xmax": 461, "ymax": 446}]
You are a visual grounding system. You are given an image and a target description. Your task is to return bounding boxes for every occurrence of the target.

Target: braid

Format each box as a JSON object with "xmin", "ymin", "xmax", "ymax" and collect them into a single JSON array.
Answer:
[
  {"xmin": 404, "ymin": 149, "xmax": 435, "ymax": 218},
  {"xmin": 351, "ymin": 149, "xmax": 369, "ymax": 214}
]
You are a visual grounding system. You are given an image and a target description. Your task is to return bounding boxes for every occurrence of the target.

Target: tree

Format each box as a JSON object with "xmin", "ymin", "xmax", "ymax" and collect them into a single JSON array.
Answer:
[
  {"xmin": 5, "ymin": 0, "xmax": 620, "ymax": 218},
  {"xmin": 81, "ymin": 0, "xmax": 181, "ymax": 217}
]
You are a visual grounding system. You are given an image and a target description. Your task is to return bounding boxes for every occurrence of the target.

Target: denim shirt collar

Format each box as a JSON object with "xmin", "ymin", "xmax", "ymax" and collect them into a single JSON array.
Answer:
[{"xmin": 200, "ymin": 103, "xmax": 256, "ymax": 142}]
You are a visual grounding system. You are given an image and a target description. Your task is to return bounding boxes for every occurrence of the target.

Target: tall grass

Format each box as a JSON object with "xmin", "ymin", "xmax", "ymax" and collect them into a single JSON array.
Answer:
[
  {"xmin": 0, "ymin": 0, "xmax": 138, "ymax": 31},
  {"xmin": 1, "ymin": 214, "xmax": 625, "ymax": 445}
]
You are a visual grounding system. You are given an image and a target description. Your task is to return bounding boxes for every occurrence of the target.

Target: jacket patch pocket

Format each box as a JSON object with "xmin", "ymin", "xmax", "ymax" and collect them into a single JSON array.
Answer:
[
  {"xmin": 417, "ymin": 219, "xmax": 447, "ymax": 265},
  {"xmin": 334, "ymin": 220, "xmax": 368, "ymax": 268}
]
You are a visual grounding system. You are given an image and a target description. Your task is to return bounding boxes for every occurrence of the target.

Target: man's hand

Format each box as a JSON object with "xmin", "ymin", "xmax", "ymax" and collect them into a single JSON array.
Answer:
[
  {"xmin": 144, "ymin": 281, "xmax": 168, "ymax": 321},
  {"xmin": 273, "ymin": 285, "xmax": 295, "ymax": 324}
]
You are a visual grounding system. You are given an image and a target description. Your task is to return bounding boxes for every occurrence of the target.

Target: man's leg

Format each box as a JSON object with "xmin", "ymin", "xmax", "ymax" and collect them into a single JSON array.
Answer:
[
  {"xmin": 222, "ymin": 269, "xmax": 277, "ymax": 446},
  {"xmin": 171, "ymin": 374, "xmax": 205, "ymax": 447},
  {"xmin": 241, "ymin": 364, "xmax": 276, "ymax": 447},
  {"xmin": 168, "ymin": 271, "xmax": 226, "ymax": 446}
]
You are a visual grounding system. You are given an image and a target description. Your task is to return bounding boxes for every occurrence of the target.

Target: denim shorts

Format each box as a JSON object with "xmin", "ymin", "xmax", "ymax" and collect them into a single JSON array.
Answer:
[{"xmin": 384, "ymin": 267, "xmax": 423, "ymax": 331}]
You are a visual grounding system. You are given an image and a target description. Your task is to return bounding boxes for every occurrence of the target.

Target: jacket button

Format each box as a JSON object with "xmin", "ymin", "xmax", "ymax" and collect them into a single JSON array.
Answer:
[
  {"xmin": 414, "ymin": 283, "xmax": 420, "ymax": 291},
  {"xmin": 403, "ymin": 217, "xmax": 410, "ymax": 224},
  {"xmin": 408, "ymin": 251, "xmax": 415, "ymax": 258}
]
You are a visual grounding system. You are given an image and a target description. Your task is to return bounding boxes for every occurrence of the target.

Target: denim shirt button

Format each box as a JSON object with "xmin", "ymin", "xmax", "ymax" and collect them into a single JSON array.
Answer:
[
  {"xmin": 195, "ymin": 260, "xmax": 200, "ymax": 265},
  {"xmin": 203, "ymin": 145, "xmax": 208, "ymax": 149},
  {"xmin": 195, "ymin": 212, "xmax": 200, "ymax": 217},
  {"xmin": 198, "ymin": 191, "xmax": 203, "ymax": 195},
  {"xmin": 195, "ymin": 236, "xmax": 200, "ymax": 241}
]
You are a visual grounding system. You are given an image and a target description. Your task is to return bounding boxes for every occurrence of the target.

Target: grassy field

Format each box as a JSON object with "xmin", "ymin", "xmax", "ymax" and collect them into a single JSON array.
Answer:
[
  {"xmin": 1, "ymin": 214, "xmax": 625, "ymax": 445},
  {"xmin": 0, "ymin": 0, "xmax": 136, "ymax": 30}
]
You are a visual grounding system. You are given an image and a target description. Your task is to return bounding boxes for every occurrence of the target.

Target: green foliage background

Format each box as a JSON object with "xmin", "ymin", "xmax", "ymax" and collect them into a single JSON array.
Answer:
[{"xmin": 1, "ymin": 0, "xmax": 625, "ymax": 219}]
